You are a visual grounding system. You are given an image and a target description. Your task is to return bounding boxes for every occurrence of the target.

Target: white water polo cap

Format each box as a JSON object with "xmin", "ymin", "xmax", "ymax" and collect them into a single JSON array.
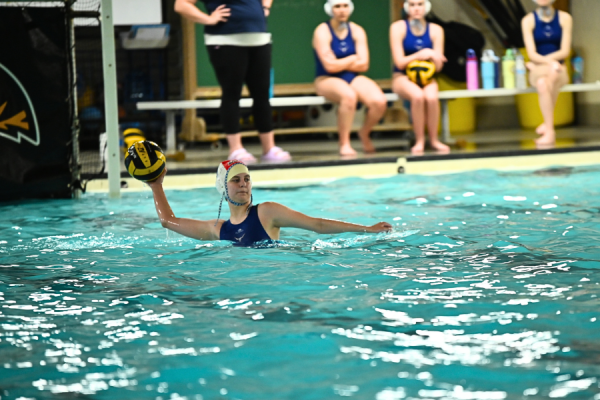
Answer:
[
  {"xmin": 324, "ymin": 0, "xmax": 354, "ymax": 17},
  {"xmin": 216, "ymin": 159, "xmax": 250, "ymax": 206},
  {"xmin": 404, "ymin": 0, "xmax": 432, "ymax": 15}
]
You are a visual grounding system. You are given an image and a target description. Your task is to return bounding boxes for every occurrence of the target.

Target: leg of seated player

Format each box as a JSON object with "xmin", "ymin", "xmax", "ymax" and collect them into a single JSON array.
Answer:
[
  {"xmin": 544, "ymin": 63, "xmax": 569, "ymax": 137},
  {"xmin": 528, "ymin": 62, "xmax": 547, "ymax": 136},
  {"xmin": 393, "ymin": 73, "xmax": 426, "ymax": 155},
  {"xmin": 350, "ymin": 75, "xmax": 387, "ymax": 154},
  {"xmin": 529, "ymin": 62, "xmax": 568, "ymax": 148},
  {"xmin": 423, "ymin": 80, "xmax": 449, "ymax": 154},
  {"xmin": 315, "ymin": 76, "xmax": 358, "ymax": 157}
]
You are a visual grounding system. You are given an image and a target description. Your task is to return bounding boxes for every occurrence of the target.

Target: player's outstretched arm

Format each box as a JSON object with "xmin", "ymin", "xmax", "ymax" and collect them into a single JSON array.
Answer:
[{"xmin": 261, "ymin": 202, "xmax": 392, "ymax": 234}]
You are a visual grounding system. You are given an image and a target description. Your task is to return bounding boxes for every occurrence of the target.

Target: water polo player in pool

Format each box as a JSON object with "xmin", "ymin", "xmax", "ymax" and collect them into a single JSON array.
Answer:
[
  {"xmin": 390, "ymin": 0, "xmax": 449, "ymax": 155},
  {"xmin": 312, "ymin": 0, "xmax": 388, "ymax": 157},
  {"xmin": 147, "ymin": 160, "xmax": 392, "ymax": 246}
]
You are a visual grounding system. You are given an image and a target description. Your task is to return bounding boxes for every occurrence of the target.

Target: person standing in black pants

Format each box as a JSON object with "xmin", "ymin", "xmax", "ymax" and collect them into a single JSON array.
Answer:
[{"xmin": 175, "ymin": 0, "xmax": 291, "ymax": 164}]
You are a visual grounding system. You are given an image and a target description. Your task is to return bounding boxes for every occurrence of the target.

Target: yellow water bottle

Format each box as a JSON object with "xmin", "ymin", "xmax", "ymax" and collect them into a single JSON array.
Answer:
[{"xmin": 502, "ymin": 48, "xmax": 515, "ymax": 89}]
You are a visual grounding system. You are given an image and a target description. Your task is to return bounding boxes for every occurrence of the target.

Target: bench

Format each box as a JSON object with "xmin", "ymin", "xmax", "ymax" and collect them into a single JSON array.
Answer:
[
  {"xmin": 137, "ymin": 81, "xmax": 600, "ymax": 156},
  {"xmin": 437, "ymin": 81, "xmax": 600, "ymax": 142}
]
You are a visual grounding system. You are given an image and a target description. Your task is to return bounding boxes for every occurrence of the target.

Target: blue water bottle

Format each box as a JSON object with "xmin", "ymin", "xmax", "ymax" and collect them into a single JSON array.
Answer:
[
  {"xmin": 269, "ymin": 68, "xmax": 275, "ymax": 98},
  {"xmin": 481, "ymin": 50, "xmax": 497, "ymax": 89},
  {"xmin": 494, "ymin": 60, "xmax": 501, "ymax": 88},
  {"xmin": 572, "ymin": 55, "xmax": 584, "ymax": 84}
]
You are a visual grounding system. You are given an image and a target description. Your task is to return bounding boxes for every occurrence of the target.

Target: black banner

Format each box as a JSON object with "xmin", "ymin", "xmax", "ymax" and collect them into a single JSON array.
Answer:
[{"xmin": 0, "ymin": 8, "xmax": 73, "ymax": 201}]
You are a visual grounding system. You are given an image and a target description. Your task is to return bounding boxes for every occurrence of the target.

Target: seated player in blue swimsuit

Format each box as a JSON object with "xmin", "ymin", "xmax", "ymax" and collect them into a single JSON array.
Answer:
[
  {"xmin": 312, "ymin": 0, "xmax": 387, "ymax": 158},
  {"xmin": 390, "ymin": 0, "xmax": 449, "ymax": 156},
  {"xmin": 147, "ymin": 160, "xmax": 392, "ymax": 247},
  {"xmin": 521, "ymin": 0, "xmax": 573, "ymax": 149}
]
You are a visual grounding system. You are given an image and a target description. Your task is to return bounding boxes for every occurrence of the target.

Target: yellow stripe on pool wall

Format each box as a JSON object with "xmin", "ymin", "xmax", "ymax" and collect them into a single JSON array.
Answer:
[
  {"xmin": 86, "ymin": 160, "xmax": 405, "ymax": 192},
  {"xmin": 85, "ymin": 151, "xmax": 600, "ymax": 193},
  {"xmin": 405, "ymin": 151, "xmax": 600, "ymax": 175}
]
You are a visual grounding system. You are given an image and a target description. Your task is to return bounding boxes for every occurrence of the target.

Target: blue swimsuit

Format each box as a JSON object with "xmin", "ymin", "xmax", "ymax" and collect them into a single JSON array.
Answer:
[
  {"xmin": 315, "ymin": 21, "xmax": 358, "ymax": 84},
  {"xmin": 394, "ymin": 20, "xmax": 433, "ymax": 73},
  {"xmin": 201, "ymin": 0, "xmax": 267, "ymax": 35},
  {"xmin": 533, "ymin": 11, "xmax": 563, "ymax": 57},
  {"xmin": 219, "ymin": 204, "xmax": 272, "ymax": 247}
]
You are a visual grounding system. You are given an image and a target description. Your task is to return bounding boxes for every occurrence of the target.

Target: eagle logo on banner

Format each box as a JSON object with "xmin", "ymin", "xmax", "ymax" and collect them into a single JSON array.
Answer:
[{"xmin": 0, "ymin": 62, "xmax": 40, "ymax": 146}]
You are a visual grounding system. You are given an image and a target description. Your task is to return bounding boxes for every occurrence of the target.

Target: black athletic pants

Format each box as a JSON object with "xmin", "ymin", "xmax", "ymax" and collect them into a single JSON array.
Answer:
[{"xmin": 207, "ymin": 44, "xmax": 273, "ymax": 134}]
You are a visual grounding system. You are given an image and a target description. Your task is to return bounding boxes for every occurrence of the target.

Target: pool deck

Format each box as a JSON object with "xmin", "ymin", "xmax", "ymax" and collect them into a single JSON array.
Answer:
[{"xmin": 85, "ymin": 126, "xmax": 600, "ymax": 192}]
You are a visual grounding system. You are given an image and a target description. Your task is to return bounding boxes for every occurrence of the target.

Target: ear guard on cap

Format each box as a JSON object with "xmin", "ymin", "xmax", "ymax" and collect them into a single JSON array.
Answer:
[
  {"xmin": 324, "ymin": 0, "xmax": 354, "ymax": 17},
  {"xmin": 216, "ymin": 160, "xmax": 249, "ymax": 204},
  {"xmin": 215, "ymin": 160, "xmax": 251, "ymax": 225},
  {"xmin": 404, "ymin": 0, "xmax": 432, "ymax": 15}
]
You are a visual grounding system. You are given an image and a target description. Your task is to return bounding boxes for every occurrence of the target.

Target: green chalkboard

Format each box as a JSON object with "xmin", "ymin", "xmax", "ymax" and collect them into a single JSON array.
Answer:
[{"xmin": 194, "ymin": 0, "xmax": 391, "ymax": 87}]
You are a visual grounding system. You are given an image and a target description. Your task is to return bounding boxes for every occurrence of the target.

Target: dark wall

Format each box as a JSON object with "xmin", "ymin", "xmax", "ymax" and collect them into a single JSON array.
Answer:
[{"xmin": 0, "ymin": 8, "xmax": 73, "ymax": 201}]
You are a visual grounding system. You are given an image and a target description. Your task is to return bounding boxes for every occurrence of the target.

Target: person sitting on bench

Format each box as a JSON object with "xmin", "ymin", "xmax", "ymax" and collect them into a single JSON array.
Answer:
[
  {"xmin": 390, "ymin": 0, "xmax": 449, "ymax": 155},
  {"xmin": 521, "ymin": 0, "xmax": 573, "ymax": 149},
  {"xmin": 312, "ymin": 0, "xmax": 388, "ymax": 157}
]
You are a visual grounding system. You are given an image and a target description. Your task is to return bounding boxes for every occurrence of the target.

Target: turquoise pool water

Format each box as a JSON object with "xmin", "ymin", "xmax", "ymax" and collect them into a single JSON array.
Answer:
[{"xmin": 1, "ymin": 167, "xmax": 600, "ymax": 399}]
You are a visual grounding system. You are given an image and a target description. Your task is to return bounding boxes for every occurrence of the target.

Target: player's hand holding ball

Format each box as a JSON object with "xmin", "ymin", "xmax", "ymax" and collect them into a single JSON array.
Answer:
[{"xmin": 124, "ymin": 141, "xmax": 167, "ymax": 183}]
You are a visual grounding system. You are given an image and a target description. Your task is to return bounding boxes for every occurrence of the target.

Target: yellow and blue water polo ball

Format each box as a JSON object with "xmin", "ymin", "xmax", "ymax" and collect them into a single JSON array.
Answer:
[
  {"xmin": 124, "ymin": 140, "xmax": 166, "ymax": 182},
  {"xmin": 406, "ymin": 60, "xmax": 436, "ymax": 87}
]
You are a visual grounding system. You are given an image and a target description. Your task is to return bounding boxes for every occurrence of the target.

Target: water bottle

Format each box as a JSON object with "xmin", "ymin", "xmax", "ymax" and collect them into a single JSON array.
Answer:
[
  {"xmin": 494, "ymin": 57, "xmax": 502, "ymax": 88},
  {"xmin": 515, "ymin": 52, "xmax": 527, "ymax": 89},
  {"xmin": 269, "ymin": 68, "xmax": 275, "ymax": 98},
  {"xmin": 481, "ymin": 49, "xmax": 497, "ymax": 89},
  {"xmin": 466, "ymin": 49, "xmax": 479, "ymax": 90},
  {"xmin": 572, "ymin": 55, "xmax": 584, "ymax": 84},
  {"xmin": 502, "ymin": 48, "xmax": 515, "ymax": 89}
]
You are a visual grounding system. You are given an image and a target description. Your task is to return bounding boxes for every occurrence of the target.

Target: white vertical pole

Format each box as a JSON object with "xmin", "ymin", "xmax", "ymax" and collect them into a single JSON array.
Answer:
[
  {"xmin": 166, "ymin": 111, "xmax": 176, "ymax": 154},
  {"xmin": 100, "ymin": 0, "xmax": 121, "ymax": 198}
]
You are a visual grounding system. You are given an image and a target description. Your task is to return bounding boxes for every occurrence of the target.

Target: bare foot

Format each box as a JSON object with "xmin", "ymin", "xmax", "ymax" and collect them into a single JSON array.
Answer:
[
  {"xmin": 536, "ymin": 123, "xmax": 546, "ymax": 135},
  {"xmin": 430, "ymin": 139, "xmax": 451, "ymax": 154},
  {"xmin": 411, "ymin": 141, "xmax": 425, "ymax": 155},
  {"xmin": 536, "ymin": 132, "xmax": 556, "ymax": 149},
  {"xmin": 339, "ymin": 144, "xmax": 357, "ymax": 158},
  {"xmin": 358, "ymin": 129, "xmax": 376, "ymax": 154}
]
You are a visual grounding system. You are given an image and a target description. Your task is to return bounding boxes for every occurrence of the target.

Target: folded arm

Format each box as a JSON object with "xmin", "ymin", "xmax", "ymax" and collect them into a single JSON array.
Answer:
[
  {"xmin": 544, "ymin": 12, "xmax": 572, "ymax": 62},
  {"xmin": 429, "ymin": 23, "xmax": 447, "ymax": 72},
  {"xmin": 313, "ymin": 24, "xmax": 358, "ymax": 74},
  {"xmin": 390, "ymin": 21, "xmax": 445, "ymax": 71},
  {"xmin": 347, "ymin": 24, "xmax": 369, "ymax": 73}
]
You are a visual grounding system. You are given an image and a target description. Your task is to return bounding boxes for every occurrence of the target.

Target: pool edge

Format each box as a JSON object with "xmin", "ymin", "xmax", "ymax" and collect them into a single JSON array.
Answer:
[{"xmin": 84, "ymin": 148, "xmax": 600, "ymax": 192}]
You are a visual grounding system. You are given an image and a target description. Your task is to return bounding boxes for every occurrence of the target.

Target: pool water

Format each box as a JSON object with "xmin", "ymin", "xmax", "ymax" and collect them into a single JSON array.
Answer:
[{"xmin": 1, "ymin": 167, "xmax": 600, "ymax": 399}]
